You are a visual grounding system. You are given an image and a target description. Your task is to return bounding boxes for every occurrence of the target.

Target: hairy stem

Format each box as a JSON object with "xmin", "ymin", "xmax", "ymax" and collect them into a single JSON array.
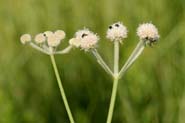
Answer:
[{"xmin": 50, "ymin": 55, "xmax": 75, "ymax": 123}]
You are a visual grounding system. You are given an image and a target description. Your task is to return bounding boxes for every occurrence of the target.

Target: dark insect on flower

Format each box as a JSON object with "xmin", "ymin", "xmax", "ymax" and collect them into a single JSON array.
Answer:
[
  {"xmin": 109, "ymin": 26, "xmax": 113, "ymax": 29},
  {"xmin": 137, "ymin": 23, "xmax": 160, "ymax": 46},
  {"xmin": 82, "ymin": 33, "xmax": 88, "ymax": 38},
  {"xmin": 115, "ymin": 23, "xmax": 119, "ymax": 27}
]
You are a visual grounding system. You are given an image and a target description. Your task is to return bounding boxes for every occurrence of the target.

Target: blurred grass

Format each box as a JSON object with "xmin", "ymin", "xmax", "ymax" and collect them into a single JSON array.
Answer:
[{"xmin": 0, "ymin": 0, "xmax": 185, "ymax": 123}]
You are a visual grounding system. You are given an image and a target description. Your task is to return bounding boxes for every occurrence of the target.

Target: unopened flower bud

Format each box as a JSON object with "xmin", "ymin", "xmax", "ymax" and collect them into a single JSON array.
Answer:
[
  {"xmin": 47, "ymin": 34, "xmax": 61, "ymax": 47},
  {"xmin": 54, "ymin": 30, "xmax": 66, "ymax": 40},
  {"xmin": 20, "ymin": 34, "xmax": 31, "ymax": 44},
  {"xmin": 35, "ymin": 33, "xmax": 46, "ymax": 44},
  {"xmin": 69, "ymin": 38, "xmax": 81, "ymax": 48}
]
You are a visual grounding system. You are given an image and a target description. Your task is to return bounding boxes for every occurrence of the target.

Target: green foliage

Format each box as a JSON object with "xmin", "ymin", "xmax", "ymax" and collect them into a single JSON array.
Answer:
[{"xmin": 0, "ymin": 0, "xmax": 185, "ymax": 122}]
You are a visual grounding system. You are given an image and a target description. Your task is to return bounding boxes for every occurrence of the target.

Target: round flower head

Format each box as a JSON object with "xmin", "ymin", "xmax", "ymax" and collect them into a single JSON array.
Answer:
[
  {"xmin": 80, "ymin": 34, "xmax": 99, "ymax": 50},
  {"xmin": 20, "ymin": 34, "xmax": 31, "ymax": 44},
  {"xmin": 106, "ymin": 22, "xmax": 128, "ymax": 42},
  {"xmin": 137, "ymin": 23, "xmax": 159, "ymax": 43},
  {"xmin": 35, "ymin": 33, "xmax": 46, "ymax": 44},
  {"xmin": 75, "ymin": 28, "xmax": 99, "ymax": 50},
  {"xmin": 47, "ymin": 33, "xmax": 61, "ymax": 47},
  {"xmin": 54, "ymin": 30, "xmax": 66, "ymax": 40},
  {"xmin": 69, "ymin": 38, "xmax": 81, "ymax": 48},
  {"xmin": 44, "ymin": 31, "xmax": 53, "ymax": 37}
]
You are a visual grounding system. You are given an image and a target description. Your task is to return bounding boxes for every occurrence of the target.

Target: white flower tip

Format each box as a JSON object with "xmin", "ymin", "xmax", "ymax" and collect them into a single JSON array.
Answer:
[
  {"xmin": 54, "ymin": 30, "xmax": 66, "ymax": 40},
  {"xmin": 69, "ymin": 38, "xmax": 81, "ymax": 48},
  {"xmin": 106, "ymin": 22, "xmax": 128, "ymax": 42},
  {"xmin": 47, "ymin": 34, "xmax": 61, "ymax": 47},
  {"xmin": 75, "ymin": 29, "xmax": 99, "ymax": 50},
  {"xmin": 80, "ymin": 34, "xmax": 99, "ymax": 50},
  {"xmin": 20, "ymin": 34, "xmax": 31, "ymax": 44},
  {"xmin": 43, "ymin": 30, "xmax": 66, "ymax": 47},
  {"xmin": 75, "ymin": 28, "xmax": 91, "ymax": 39},
  {"xmin": 137, "ymin": 23, "xmax": 160, "ymax": 42},
  {"xmin": 44, "ymin": 31, "xmax": 53, "ymax": 37},
  {"xmin": 35, "ymin": 33, "xmax": 46, "ymax": 44}
]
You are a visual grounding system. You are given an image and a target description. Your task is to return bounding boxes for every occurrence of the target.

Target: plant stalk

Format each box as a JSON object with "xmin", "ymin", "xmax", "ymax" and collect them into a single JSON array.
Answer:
[
  {"xmin": 91, "ymin": 49, "xmax": 114, "ymax": 77},
  {"xmin": 119, "ymin": 40, "xmax": 145, "ymax": 78},
  {"xmin": 55, "ymin": 45, "xmax": 73, "ymax": 54},
  {"xmin": 106, "ymin": 78, "xmax": 119, "ymax": 123},
  {"xmin": 106, "ymin": 41, "xmax": 120, "ymax": 123},
  {"xmin": 50, "ymin": 54, "xmax": 75, "ymax": 123},
  {"xmin": 29, "ymin": 42, "xmax": 50, "ymax": 55}
]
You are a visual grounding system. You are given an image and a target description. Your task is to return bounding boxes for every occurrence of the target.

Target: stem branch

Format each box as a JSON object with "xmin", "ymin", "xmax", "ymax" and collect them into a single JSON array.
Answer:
[
  {"xmin": 29, "ymin": 42, "xmax": 49, "ymax": 55},
  {"xmin": 119, "ymin": 40, "xmax": 145, "ymax": 78},
  {"xmin": 91, "ymin": 49, "xmax": 114, "ymax": 77},
  {"xmin": 55, "ymin": 45, "xmax": 73, "ymax": 54}
]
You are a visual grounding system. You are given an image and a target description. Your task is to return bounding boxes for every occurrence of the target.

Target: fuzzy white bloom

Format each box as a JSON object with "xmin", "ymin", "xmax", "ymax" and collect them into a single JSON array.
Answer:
[
  {"xmin": 20, "ymin": 34, "xmax": 31, "ymax": 44},
  {"xmin": 75, "ymin": 29, "xmax": 92, "ymax": 39},
  {"xmin": 75, "ymin": 29, "xmax": 99, "ymax": 50},
  {"xmin": 44, "ymin": 31, "xmax": 53, "ymax": 37},
  {"xmin": 137, "ymin": 23, "xmax": 159, "ymax": 42},
  {"xmin": 69, "ymin": 38, "xmax": 81, "ymax": 48},
  {"xmin": 35, "ymin": 33, "xmax": 46, "ymax": 44},
  {"xmin": 54, "ymin": 30, "xmax": 66, "ymax": 40},
  {"xmin": 106, "ymin": 22, "xmax": 128, "ymax": 42},
  {"xmin": 80, "ymin": 34, "xmax": 99, "ymax": 50},
  {"xmin": 47, "ymin": 34, "xmax": 61, "ymax": 47}
]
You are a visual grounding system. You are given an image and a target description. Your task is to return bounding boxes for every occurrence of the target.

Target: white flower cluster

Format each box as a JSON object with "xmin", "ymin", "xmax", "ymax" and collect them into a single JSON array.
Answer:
[
  {"xmin": 69, "ymin": 28, "xmax": 99, "ymax": 51},
  {"xmin": 21, "ymin": 22, "xmax": 160, "ymax": 53},
  {"xmin": 106, "ymin": 22, "xmax": 128, "ymax": 42},
  {"xmin": 137, "ymin": 23, "xmax": 160, "ymax": 43},
  {"xmin": 20, "ymin": 30, "xmax": 66, "ymax": 53}
]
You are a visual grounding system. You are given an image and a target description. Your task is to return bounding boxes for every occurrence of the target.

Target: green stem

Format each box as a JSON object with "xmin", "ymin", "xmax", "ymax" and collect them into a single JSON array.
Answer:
[
  {"xmin": 50, "ymin": 55, "xmax": 75, "ymax": 123},
  {"xmin": 106, "ymin": 41, "xmax": 120, "ymax": 123},
  {"xmin": 114, "ymin": 41, "xmax": 119, "ymax": 74},
  {"xmin": 106, "ymin": 78, "xmax": 119, "ymax": 123},
  {"xmin": 91, "ymin": 49, "xmax": 114, "ymax": 77},
  {"xmin": 29, "ymin": 42, "xmax": 49, "ymax": 55},
  {"xmin": 118, "ymin": 40, "xmax": 145, "ymax": 78},
  {"xmin": 55, "ymin": 45, "xmax": 73, "ymax": 54}
]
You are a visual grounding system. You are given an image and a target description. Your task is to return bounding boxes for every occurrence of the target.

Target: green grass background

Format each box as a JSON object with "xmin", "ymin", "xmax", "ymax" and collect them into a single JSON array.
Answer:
[{"xmin": 0, "ymin": 0, "xmax": 185, "ymax": 122}]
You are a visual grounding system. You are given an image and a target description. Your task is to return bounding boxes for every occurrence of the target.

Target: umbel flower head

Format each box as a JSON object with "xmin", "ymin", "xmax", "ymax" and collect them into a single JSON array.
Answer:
[
  {"xmin": 137, "ymin": 23, "xmax": 160, "ymax": 45},
  {"xmin": 20, "ymin": 30, "xmax": 66, "ymax": 54},
  {"xmin": 106, "ymin": 22, "xmax": 128, "ymax": 42},
  {"xmin": 20, "ymin": 34, "xmax": 31, "ymax": 44},
  {"xmin": 69, "ymin": 28, "xmax": 99, "ymax": 51}
]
